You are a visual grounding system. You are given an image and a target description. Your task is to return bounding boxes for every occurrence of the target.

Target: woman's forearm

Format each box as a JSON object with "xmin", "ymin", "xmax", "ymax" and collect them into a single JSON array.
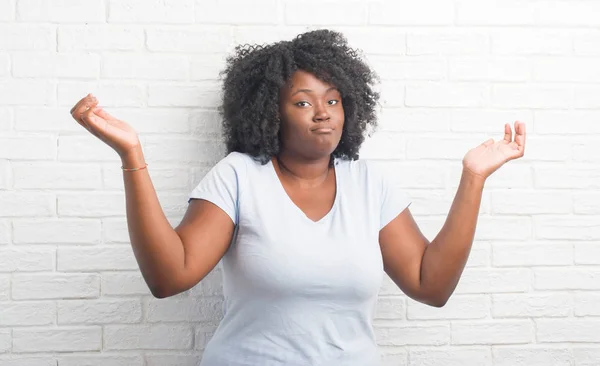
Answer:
[{"xmin": 420, "ymin": 169, "xmax": 485, "ymax": 305}]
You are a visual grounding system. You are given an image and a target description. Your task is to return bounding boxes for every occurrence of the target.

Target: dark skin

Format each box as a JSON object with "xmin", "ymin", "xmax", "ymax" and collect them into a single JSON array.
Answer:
[{"xmin": 70, "ymin": 70, "xmax": 525, "ymax": 304}]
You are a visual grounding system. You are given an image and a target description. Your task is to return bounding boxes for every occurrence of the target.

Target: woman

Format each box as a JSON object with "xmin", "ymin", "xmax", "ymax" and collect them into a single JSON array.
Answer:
[{"xmin": 69, "ymin": 30, "xmax": 526, "ymax": 366}]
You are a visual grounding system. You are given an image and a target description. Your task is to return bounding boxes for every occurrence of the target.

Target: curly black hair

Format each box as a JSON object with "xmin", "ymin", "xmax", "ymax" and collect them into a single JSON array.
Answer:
[{"xmin": 219, "ymin": 29, "xmax": 380, "ymax": 163}]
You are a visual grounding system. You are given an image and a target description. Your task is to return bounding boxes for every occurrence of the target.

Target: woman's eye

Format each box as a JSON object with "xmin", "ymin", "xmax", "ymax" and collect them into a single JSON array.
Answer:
[
  {"xmin": 328, "ymin": 100, "xmax": 339, "ymax": 105},
  {"xmin": 295, "ymin": 101, "xmax": 310, "ymax": 107}
]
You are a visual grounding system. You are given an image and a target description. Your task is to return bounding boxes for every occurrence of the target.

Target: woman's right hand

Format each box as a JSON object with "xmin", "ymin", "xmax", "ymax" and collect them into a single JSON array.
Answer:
[{"xmin": 70, "ymin": 94, "xmax": 141, "ymax": 158}]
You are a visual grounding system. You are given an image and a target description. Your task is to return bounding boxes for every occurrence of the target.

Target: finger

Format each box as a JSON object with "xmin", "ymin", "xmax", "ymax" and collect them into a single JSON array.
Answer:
[
  {"xmin": 514, "ymin": 121, "xmax": 526, "ymax": 155},
  {"xmin": 81, "ymin": 108, "xmax": 107, "ymax": 140},
  {"xmin": 503, "ymin": 123, "xmax": 512, "ymax": 143},
  {"xmin": 71, "ymin": 95, "xmax": 98, "ymax": 120},
  {"xmin": 93, "ymin": 107, "xmax": 116, "ymax": 122},
  {"xmin": 481, "ymin": 138, "xmax": 494, "ymax": 147},
  {"xmin": 70, "ymin": 93, "xmax": 95, "ymax": 115}
]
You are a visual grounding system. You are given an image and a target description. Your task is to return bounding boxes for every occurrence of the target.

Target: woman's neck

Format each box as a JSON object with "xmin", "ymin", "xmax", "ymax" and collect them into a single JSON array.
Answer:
[{"xmin": 274, "ymin": 152, "xmax": 332, "ymax": 188}]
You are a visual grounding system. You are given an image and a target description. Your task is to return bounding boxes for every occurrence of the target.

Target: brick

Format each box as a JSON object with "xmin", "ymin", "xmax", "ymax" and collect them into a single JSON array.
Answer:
[
  {"xmin": 479, "ymin": 163, "xmax": 533, "ymax": 189},
  {"xmin": 110, "ymin": 108, "xmax": 190, "ymax": 134},
  {"xmin": 146, "ymin": 354, "xmax": 201, "ymax": 366},
  {"xmin": 101, "ymin": 272, "xmax": 151, "ymax": 296},
  {"xmin": 58, "ymin": 299, "xmax": 142, "ymax": 324},
  {"xmin": 147, "ymin": 28, "xmax": 233, "ymax": 53},
  {"xmin": 197, "ymin": 0, "xmax": 278, "ymax": 25},
  {"xmin": 491, "ymin": 191, "xmax": 571, "ymax": 215},
  {"xmin": 455, "ymin": 269, "xmax": 530, "ymax": 294},
  {"xmin": 0, "ymin": 53, "xmax": 9, "ymax": 78},
  {"xmin": 337, "ymin": 27, "xmax": 406, "ymax": 55},
  {"xmin": 108, "ymin": 0, "xmax": 194, "ymax": 23},
  {"xmin": 0, "ymin": 192, "xmax": 55, "ymax": 218},
  {"xmin": 13, "ymin": 53, "xmax": 99, "ymax": 79},
  {"xmin": 492, "ymin": 293, "xmax": 572, "ymax": 318},
  {"xmin": 410, "ymin": 347, "xmax": 492, "ymax": 366},
  {"xmin": 0, "ymin": 248, "xmax": 54, "ymax": 272},
  {"xmin": 573, "ymin": 141, "xmax": 600, "ymax": 163},
  {"xmin": 574, "ymin": 347, "xmax": 600, "ymax": 366},
  {"xmin": 467, "ymin": 242, "xmax": 490, "ymax": 268},
  {"xmin": 58, "ymin": 25, "xmax": 144, "ymax": 52},
  {"xmin": 457, "ymin": 0, "xmax": 535, "ymax": 25},
  {"xmin": 0, "ymin": 329, "xmax": 10, "ymax": 352},
  {"xmin": 535, "ymin": 166, "xmax": 600, "ymax": 189},
  {"xmin": 537, "ymin": 319, "xmax": 600, "ymax": 342},
  {"xmin": 359, "ymin": 132, "xmax": 405, "ymax": 160},
  {"xmin": 0, "ymin": 301, "xmax": 56, "ymax": 326},
  {"xmin": 574, "ymin": 33, "xmax": 600, "ymax": 56},
  {"xmin": 143, "ymin": 137, "xmax": 225, "ymax": 164},
  {"xmin": 375, "ymin": 324, "xmax": 450, "ymax": 346},
  {"xmin": 13, "ymin": 219, "xmax": 101, "ymax": 244},
  {"xmin": 407, "ymin": 136, "xmax": 489, "ymax": 160},
  {"xmin": 449, "ymin": 57, "xmax": 530, "ymax": 82},
  {"xmin": 371, "ymin": 56, "xmax": 444, "ymax": 81},
  {"xmin": 12, "ymin": 274, "xmax": 100, "ymax": 300},
  {"xmin": 407, "ymin": 32, "xmax": 487, "ymax": 55},
  {"xmin": 57, "ymin": 355, "xmax": 144, "ymax": 366},
  {"xmin": 189, "ymin": 109, "xmax": 222, "ymax": 135},
  {"xmin": 535, "ymin": 217, "xmax": 600, "ymax": 240},
  {"xmin": 102, "ymin": 54, "xmax": 188, "ymax": 80},
  {"xmin": 379, "ymin": 81, "xmax": 405, "ymax": 107},
  {"xmin": 0, "ymin": 276, "xmax": 9, "ymax": 301},
  {"xmin": 492, "ymin": 242, "xmax": 573, "ymax": 267},
  {"xmin": 148, "ymin": 82, "xmax": 221, "ymax": 108},
  {"xmin": 374, "ymin": 296, "xmax": 405, "ymax": 320},
  {"xmin": 535, "ymin": 111, "xmax": 600, "ymax": 134},
  {"xmin": 369, "ymin": 162, "xmax": 446, "ymax": 189},
  {"xmin": 574, "ymin": 85, "xmax": 600, "ymax": 108},
  {"xmin": 573, "ymin": 193, "xmax": 600, "ymax": 214},
  {"xmin": 0, "ymin": 135, "xmax": 56, "ymax": 160},
  {"xmin": 378, "ymin": 108, "xmax": 450, "ymax": 132},
  {"xmin": 408, "ymin": 295, "xmax": 488, "ymax": 320},
  {"xmin": 57, "ymin": 82, "xmax": 144, "ymax": 107},
  {"xmin": 523, "ymin": 137, "xmax": 571, "ymax": 161},
  {"xmin": 102, "ymin": 218, "xmax": 130, "ymax": 244},
  {"xmin": 13, "ymin": 163, "xmax": 101, "ymax": 189},
  {"xmin": 407, "ymin": 83, "xmax": 488, "ymax": 107},
  {"xmin": 575, "ymin": 293, "xmax": 600, "ymax": 316},
  {"xmin": 18, "ymin": 0, "xmax": 105, "ymax": 22},
  {"xmin": 0, "ymin": 108, "xmax": 12, "ymax": 130},
  {"xmin": 0, "ymin": 160, "xmax": 10, "ymax": 190},
  {"xmin": 0, "ymin": 357, "xmax": 55, "ymax": 366},
  {"xmin": 232, "ymin": 26, "xmax": 304, "ymax": 46},
  {"xmin": 58, "ymin": 246, "xmax": 138, "ymax": 271},
  {"xmin": 194, "ymin": 324, "xmax": 218, "ymax": 350},
  {"xmin": 575, "ymin": 243, "xmax": 600, "ymax": 265},
  {"xmin": 57, "ymin": 193, "xmax": 125, "ymax": 217},
  {"xmin": 369, "ymin": 1, "xmax": 454, "ymax": 26},
  {"xmin": 492, "ymin": 30, "xmax": 571, "ymax": 55},
  {"xmin": 57, "ymin": 136, "xmax": 121, "ymax": 162},
  {"xmin": 492, "ymin": 84, "xmax": 571, "ymax": 109},
  {"xmin": 286, "ymin": 0, "xmax": 366, "ymax": 25},
  {"xmin": 146, "ymin": 297, "xmax": 223, "ymax": 322},
  {"xmin": 493, "ymin": 347, "xmax": 572, "ymax": 366},
  {"xmin": 535, "ymin": 269, "xmax": 600, "ymax": 290},
  {"xmin": 452, "ymin": 320, "xmax": 533, "ymax": 345},
  {"xmin": 0, "ymin": 81, "xmax": 54, "ymax": 106},
  {"xmin": 534, "ymin": 58, "xmax": 600, "ymax": 83},
  {"xmin": 475, "ymin": 217, "xmax": 532, "ymax": 241},
  {"xmin": 104, "ymin": 166, "xmax": 190, "ymax": 191},
  {"xmin": 13, "ymin": 327, "xmax": 101, "ymax": 352},
  {"xmin": 536, "ymin": 1, "xmax": 600, "ymax": 27},
  {"xmin": 0, "ymin": 0, "xmax": 15, "ymax": 20},
  {"xmin": 0, "ymin": 220, "xmax": 9, "ymax": 245},
  {"xmin": 191, "ymin": 55, "xmax": 228, "ymax": 80},
  {"xmin": 186, "ymin": 267, "xmax": 223, "ymax": 297},
  {"xmin": 0, "ymin": 25, "xmax": 55, "ymax": 51},
  {"xmin": 104, "ymin": 325, "xmax": 193, "ymax": 350},
  {"xmin": 14, "ymin": 107, "xmax": 85, "ymax": 132},
  {"xmin": 405, "ymin": 190, "xmax": 452, "ymax": 216}
]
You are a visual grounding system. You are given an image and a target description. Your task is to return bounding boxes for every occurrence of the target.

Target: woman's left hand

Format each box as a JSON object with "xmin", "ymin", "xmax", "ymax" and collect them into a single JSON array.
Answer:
[{"xmin": 462, "ymin": 121, "xmax": 526, "ymax": 181}]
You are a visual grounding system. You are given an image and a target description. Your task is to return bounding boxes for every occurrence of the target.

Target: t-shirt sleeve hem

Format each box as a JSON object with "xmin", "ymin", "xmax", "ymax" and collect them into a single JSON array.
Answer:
[
  {"xmin": 188, "ymin": 191, "xmax": 237, "ymax": 225},
  {"xmin": 379, "ymin": 201, "xmax": 412, "ymax": 231}
]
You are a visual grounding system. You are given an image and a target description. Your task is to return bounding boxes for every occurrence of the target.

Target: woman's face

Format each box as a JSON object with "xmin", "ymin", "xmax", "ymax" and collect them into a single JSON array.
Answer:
[{"xmin": 278, "ymin": 69, "xmax": 345, "ymax": 160}]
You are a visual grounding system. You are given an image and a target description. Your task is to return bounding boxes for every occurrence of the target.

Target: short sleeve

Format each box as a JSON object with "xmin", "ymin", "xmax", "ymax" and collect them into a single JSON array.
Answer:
[
  {"xmin": 376, "ymin": 164, "xmax": 411, "ymax": 230},
  {"xmin": 188, "ymin": 152, "xmax": 247, "ymax": 225}
]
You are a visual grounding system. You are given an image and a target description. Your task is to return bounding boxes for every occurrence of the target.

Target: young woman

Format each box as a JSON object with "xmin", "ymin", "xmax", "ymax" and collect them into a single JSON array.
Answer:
[{"xmin": 69, "ymin": 29, "xmax": 526, "ymax": 366}]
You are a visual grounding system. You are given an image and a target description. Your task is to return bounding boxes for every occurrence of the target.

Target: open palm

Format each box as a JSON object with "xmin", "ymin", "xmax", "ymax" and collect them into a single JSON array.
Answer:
[
  {"xmin": 463, "ymin": 121, "xmax": 526, "ymax": 180},
  {"xmin": 70, "ymin": 94, "xmax": 141, "ymax": 157}
]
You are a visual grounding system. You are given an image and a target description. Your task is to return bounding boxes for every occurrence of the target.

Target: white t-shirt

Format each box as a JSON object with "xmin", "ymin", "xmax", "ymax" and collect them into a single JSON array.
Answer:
[{"xmin": 189, "ymin": 152, "xmax": 410, "ymax": 366}]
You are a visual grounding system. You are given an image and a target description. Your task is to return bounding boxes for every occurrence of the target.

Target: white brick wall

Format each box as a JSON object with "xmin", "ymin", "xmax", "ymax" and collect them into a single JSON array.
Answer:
[{"xmin": 1, "ymin": 0, "xmax": 599, "ymax": 365}]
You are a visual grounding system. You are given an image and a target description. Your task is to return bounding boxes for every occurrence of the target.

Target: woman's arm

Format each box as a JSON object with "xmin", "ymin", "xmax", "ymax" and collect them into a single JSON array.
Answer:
[{"xmin": 379, "ymin": 121, "xmax": 526, "ymax": 307}]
